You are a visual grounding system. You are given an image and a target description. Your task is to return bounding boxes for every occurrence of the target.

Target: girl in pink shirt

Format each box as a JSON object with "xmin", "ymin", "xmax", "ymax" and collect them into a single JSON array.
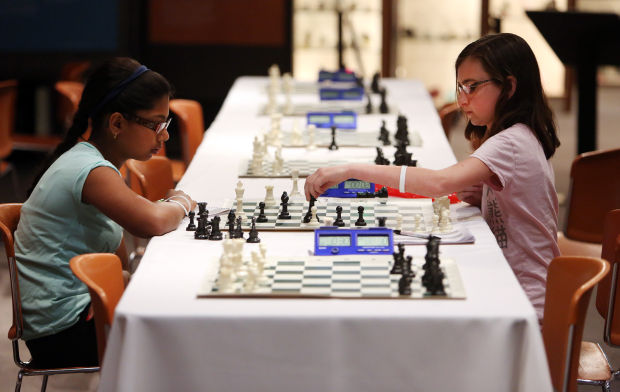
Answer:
[{"xmin": 304, "ymin": 33, "xmax": 561, "ymax": 320}]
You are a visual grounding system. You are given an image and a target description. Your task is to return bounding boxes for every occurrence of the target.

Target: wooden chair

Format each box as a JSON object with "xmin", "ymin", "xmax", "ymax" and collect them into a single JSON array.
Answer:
[
  {"xmin": 575, "ymin": 209, "xmax": 620, "ymax": 390},
  {"xmin": 0, "ymin": 80, "xmax": 20, "ymax": 198},
  {"xmin": 125, "ymin": 156, "xmax": 174, "ymax": 202},
  {"xmin": 70, "ymin": 253, "xmax": 125, "ymax": 365},
  {"xmin": 559, "ymin": 148, "xmax": 620, "ymax": 257},
  {"xmin": 161, "ymin": 98, "xmax": 205, "ymax": 182},
  {"xmin": 437, "ymin": 102, "xmax": 460, "ymax": 139},
  {"xmin": 54, "ymin": 81, "xmax": 84, "ymax": 132},
  {"xmin": 542, "ymin": 256, "xmax": 609, "ymax": 392},
  {"xmin": 0, "ymin": 203, "xmax": 99, "ymax": 391}
]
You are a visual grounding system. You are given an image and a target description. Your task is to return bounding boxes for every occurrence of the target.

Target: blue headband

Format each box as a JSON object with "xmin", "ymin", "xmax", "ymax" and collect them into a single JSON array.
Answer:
[{"xmin": 89, "ymin": 65, "xmax": 149, "ymax": 118}]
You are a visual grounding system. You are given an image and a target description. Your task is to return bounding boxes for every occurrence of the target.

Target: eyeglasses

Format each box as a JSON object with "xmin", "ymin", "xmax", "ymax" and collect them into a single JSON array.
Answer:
[
  {"xmin": 123, "ymin": 113, "xmax": 172, "ymax": 135},
  {"xmin": 456, "ymin": 79, "xmax": 496, "ymax": 96}
]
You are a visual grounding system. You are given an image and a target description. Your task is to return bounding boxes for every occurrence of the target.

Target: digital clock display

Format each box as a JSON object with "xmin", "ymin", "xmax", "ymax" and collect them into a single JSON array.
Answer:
[
  {"xmin": 322, "ymin": 91, "xmax": 340, "ymax": 97},
  {"xmin": 309, "ymin": 115, "xmax": 331, "ymax": 123},
  {"xmin": 357, "ymin": 235, "xmax": 390, "ymax": 246},
  {"xmin": 343, "ymin": 91, "xmax": 360, "ymax": 98},
  {"xmin": 344, "ymin": 180, "xmax": 371, "ymax": 189},
  {"xmin": 318, "ymin": 235, "xmax": 352, "ymax": 247},
  {"xmin": 333, "ymin": 115, "xmax": 355, "ymax": 124}
]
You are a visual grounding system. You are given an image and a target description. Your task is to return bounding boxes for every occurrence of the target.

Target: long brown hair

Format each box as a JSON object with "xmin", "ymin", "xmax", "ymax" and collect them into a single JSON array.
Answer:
[{"xmin": 456, "ymin": 33, "xmax": 560, "ymax": 159}]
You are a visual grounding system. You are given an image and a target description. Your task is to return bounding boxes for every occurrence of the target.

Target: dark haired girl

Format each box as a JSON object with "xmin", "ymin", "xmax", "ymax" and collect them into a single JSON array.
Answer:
[
  {"xmin": 14, "ymin": 58, "xmax": 196, "ymax": 367},
  {"xmin": 304, "ymin": 33, "xmax": 561, "ymax": 321}
]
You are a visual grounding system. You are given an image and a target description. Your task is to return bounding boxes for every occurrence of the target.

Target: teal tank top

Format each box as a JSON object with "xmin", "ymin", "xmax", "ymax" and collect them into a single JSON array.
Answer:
[{"xmin": 15, "ymin": 142, "xmax": 123, "ymax": 340}]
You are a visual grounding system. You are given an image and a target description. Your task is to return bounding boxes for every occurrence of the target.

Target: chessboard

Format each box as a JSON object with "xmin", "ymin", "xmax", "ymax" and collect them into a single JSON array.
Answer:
[
  {"xmin": 260, "ymin": 103, "xmax": 397, "ymax": 116},
  {"xmin": 198, "ymin": 254, "xmax": 466, "ymax": 299},
  {"xmin": 239, "ymin": 158, "xmax": 366, "ymax": 178},
  {"xmin": 279, "ymin": 129, "xmax": 423, "ymax": 148},
  {"xmin": 226, "ymin": 198, "xmax": 452, "ymax": 234}
]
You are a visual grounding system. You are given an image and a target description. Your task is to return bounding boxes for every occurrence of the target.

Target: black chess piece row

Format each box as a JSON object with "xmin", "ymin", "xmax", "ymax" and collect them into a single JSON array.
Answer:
[
  {"xmin": 375, "ymin": 145, "xmax": 416, "ymax": 167},
  {"xmin": 355, "ymin": 186, "xmax": 388, "ymax": 199},
  {"xmin": 365, "ymin": 86, "xmax": 389, "ymax": 114},
  {"xmin": 390, "ymin": 243, "xmax": 416, "ymax": 296},
  {"xmin": 186, "ymin": 203, "xmax": 224, "ymax": 241}
]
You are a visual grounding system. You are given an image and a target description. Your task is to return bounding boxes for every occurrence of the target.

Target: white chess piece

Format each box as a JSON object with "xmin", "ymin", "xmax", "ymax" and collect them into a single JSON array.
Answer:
[
  {"xmin": 323, "ymin": 216, "xmax": 334, "ymax": 226},
  {"xmin": 290, "ymin": 170, "xmax": 301, "ymax": 198},
  {"xmin": 272, "ymin": 147, "xmax": 284, "ymax": 174},
  {"xmin": 251, "ymin": 251, "xmax": 267, "ymax": 286},
  {"xmin": 264, "ymin": 185, "xmax": 276, "ymax": 206},
  {"xmin": 308, "ymin": 206, "xmax": 320, "ymax": 227},
  {"xmin": 259, "ymin": 243, "xmax": 267, "ymax": 261},
  {"xmin": 235, "ymin": 181, "xmax": 246, "ymax": 221},
  {"xmin": 440, "ymin": 209, "xmax": 452, "ymax": 232},
  {"xmin": 431, "ymin": 213, "xmax": 439, "ymax": 233},
  {"xmin": 306, "ymin": 124, "xmax": 316, "ymax": 150},
  {"xmin": 414, "ymin": 213, "xmax": 425, "ymax": 233},
  {"xmin": 291, "ymin": 120, "xmax": 303, "ymax": 145},
  {"xmin": 396, "ymin": 214, "xmax": 403, "ymax": 233}
]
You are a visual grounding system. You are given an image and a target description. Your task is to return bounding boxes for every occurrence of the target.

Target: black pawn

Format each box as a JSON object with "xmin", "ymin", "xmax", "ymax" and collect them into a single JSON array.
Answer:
[
  {"xmin": 365, "ymin": 93, "xmax": 373, "ymax": 114},
  {"xmin": 375, "ymin": 147, "xmax": 390, "ymax": 166},
  {"xmin": 186, "ymin": 211, "xmax": 197, "ymax": 231},
  {"xmin": 209, "ymin": 216, "xmax": 223, "ymax": 241},
  {"xmin": 377, "ymin": 216, "xmax": 387, "ymax": 227},
  {"xmin": 354, "ymin": 206, "xmax": 366, "ymax": 226},
  {"xmin": 371, "ymin": 71, "xmax": 381, "ymax": 94},
  {"xmin": 398, "ymin": 274, "xmax": 412, "ymax": 296},
  {"xmin": 234, "ymin": 217, "xmax": 244, "ymax": 239},
  {"xmin": 378, "ymin": 120, "xmax": 390, "ymax": 146},
  {"xmin": 328, "ymin": 126, "xmax": 338, "ymax": 150},
  {"xmin": 227, "ymin": 211, "xmax": 236, "ymax": 238},
  {"xmin": 379, "ymin": 88, "xmax": 388, "ymax": 114},
  {"xmin": 194, "ymin": 216, "xmax": 209, "ymax": 240},
  {"xmin": 256, "ymin": 201, "xmax": 268, "ymax": 223},
  {"xmin": 333, "ymin": 205, "xmax": 345, "ymax": 227},
  {"xmin": 226, "ymin": 209, "xmax": 236, "ymax": 226},
  {"xmin": 246, "ymin": 217, "xmax": 261, "ymax": 243},
  {"xmin": 303, "ymin": 196, "xmax": 316, "ymax": 223},
  {"xmin": 278, "ymin": 191, "xmax": 291, "ymax": 219}
]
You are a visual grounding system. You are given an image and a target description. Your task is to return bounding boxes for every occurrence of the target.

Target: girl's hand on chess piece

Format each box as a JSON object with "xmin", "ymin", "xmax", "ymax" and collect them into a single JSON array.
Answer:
[
  {"xmin": 304, "ymin": 164, "xmax": 352, "ymax": 200},
  {"xmin": 457, "ymin": 183, "xmax": 482, "ymax": 208},
  {"xmin": 165, "ymin": 189, "xmax": 197, "ymax": 212}
]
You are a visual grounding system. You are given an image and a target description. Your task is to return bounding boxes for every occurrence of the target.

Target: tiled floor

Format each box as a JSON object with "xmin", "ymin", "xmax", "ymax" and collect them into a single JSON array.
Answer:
[{"xmin": 0, "ymin": 87, "xmax": 619, "ymax": 391}]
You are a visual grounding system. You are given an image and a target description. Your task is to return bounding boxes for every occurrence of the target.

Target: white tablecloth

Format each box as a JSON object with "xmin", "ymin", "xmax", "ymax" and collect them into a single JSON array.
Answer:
[{"xmin": 99, "ymin": 77, "xmax": 552, "ymax": 392}]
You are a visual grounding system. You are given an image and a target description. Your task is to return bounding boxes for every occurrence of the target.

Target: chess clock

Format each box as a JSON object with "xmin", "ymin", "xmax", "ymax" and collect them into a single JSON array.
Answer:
[
  {"xmin": 314, "ymin": 226, "xmax": 394, "ymax": 256},
  {"xmin": 321, "ymin": 179, "xmax": 375, "ymax": 198},
  {"xmin": 307, "ymin": 111, "xmax": 357, "ymax": 129},
  {"xmin": 319, "ymin": 86, "xmax": 364, "ymax": 101},
  {"xmin": 318, "ymin": 69, "xmax": 358, "ymax": 83}
]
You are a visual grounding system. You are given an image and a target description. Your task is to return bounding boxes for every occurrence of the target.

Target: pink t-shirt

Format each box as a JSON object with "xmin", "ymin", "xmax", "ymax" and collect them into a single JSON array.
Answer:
[{"xmin": 471, "ymin": 123, "xmax": 560, "ymax": 320}]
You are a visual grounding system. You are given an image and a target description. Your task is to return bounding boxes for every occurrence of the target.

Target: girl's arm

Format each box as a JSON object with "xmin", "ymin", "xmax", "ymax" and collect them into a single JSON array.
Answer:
[
  {"xmin": 304, "ymin": 157, "xmax": 494, "ymax": 199},
  {"xmin": 82, "ymin": 166, "xmax": 196, "ymax": 238}
]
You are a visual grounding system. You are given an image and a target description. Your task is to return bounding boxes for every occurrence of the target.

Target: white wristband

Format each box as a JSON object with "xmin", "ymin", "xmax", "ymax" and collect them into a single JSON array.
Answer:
[
  {"xmin": 168, "ymin": 194, "xmax": 192, "ymax": 211},
  {"xmin": 166, "ymin": 199, "xmax": 188, "ymax": 217},
  {"xmin": 399, "ymin": 166, "xmax": 407, "ymax": 193}
]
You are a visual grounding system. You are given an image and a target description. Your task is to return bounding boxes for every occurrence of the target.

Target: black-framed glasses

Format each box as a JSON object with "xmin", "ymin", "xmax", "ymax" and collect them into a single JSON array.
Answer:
[
  {"xmin": 456, "ymin": 79, "xmax": 496, "ymax": 96},
  {"xmin": 123, "ymin": 113, "xmax": 172, "ymax": 135}
]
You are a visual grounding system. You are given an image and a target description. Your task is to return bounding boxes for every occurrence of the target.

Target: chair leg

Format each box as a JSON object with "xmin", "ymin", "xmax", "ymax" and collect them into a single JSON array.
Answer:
[
  {"xmin": 603, "ymin": 380, "xmax": 611, "ymax": 392},
  {"xmin": 15, "ymin": 370, "xmax": 23, "ymax": 392},
  {"xmin": 40, "ymin": 375, "xmax": 48, "ymax": 392}
]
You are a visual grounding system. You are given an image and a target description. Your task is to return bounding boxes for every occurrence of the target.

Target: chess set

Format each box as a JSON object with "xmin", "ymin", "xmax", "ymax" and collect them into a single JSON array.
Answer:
[
  {"xmin": 260, "ymin": 102, "xmax": 397, "ymax": 116},
  {"xmin": 239, "ymin": 157, "xmax": 359, "ymax": 178},
  {"xmin": 197, "ymin": 237, "xmax": 466, "ymax": 299}
]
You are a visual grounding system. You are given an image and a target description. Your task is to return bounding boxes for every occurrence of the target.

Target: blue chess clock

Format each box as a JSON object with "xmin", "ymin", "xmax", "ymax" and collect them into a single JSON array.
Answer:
[
  {"xmin": 319, "ymin": 86, "xmax": 364, "ymax": 101},
  {"xmin": 321, "ymin": 179, "xmax": 375, "ymax": 198},
  {"xmin": 307, "ymin": 111, "xmax": 357, "ymax": 129},
  {"xmin": 318, "ymin": 70, "xmax": 358, "ymax": 83},
  {"xmin": 314, "ymin": 226, "xmax": 394, "ymax": 255}
]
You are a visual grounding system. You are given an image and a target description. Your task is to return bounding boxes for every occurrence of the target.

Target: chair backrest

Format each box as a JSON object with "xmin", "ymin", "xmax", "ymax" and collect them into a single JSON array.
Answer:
[
  {"xmin": 54, "ymin": 81, "xmax": 85, "ymax": 133},
  {"xmin": 0, "ymin": 203, "xmax": 24, "ymax": 340},
  {"xmin": 438, "ymin": 102, "xmax": 460, "ymax": 138},
  {"xmin": 169, "ymin": 99, "xmax": 205, "ymax": 167},
  {"xmin": 542, "ymin": 256, "xmax": 609, "ymax": 392},
  {"xmin": 565, "ymin": 148, "xmax": 620, "ymax": 243},
  {"xmin": 125, "ymin": 156, "xmax": 174, "ymax": 202},
  {"xmin": 0, "ymin": 80, "xmax": 18, "ymax": 160},
  {"xmin": 594, "ymin": 209, "xmax": 620, "ymax": 345},
  {"xmin": 70, "ymin": 253, "xmax": 124, "ymax": 364}
]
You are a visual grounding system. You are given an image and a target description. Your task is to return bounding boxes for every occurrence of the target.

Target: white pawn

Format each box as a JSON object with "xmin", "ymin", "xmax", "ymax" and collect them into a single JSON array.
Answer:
[
  {"xmin": 272, "ymin": 147, "xmax": 284, "ymax": 174},
  {"xmin": 440, "ymin": 209, "xmax": 452, "ymax": 232},
  {"xmin": 290, "ymin": 170, "xmax": 301, "ymax": 199},
  {"xmin": 306, "ymin": 124, "xmax": 316, "ymax": 150},
  {"xmin": 259, "ymin": 242, "xmax": 267, "ymax": 261},
  {"xmin": 251, "ymin": 251, "xmax": 267, "ymax": 285},
  {"xmin": 431, "ymin": 213, "xmax": 440, "ymax": 233},
  {"xmin": 235, "ymin": 181, "xmax": 246, "ymax": 221},
  {"xmin": 323, "ymin": 216, "xmax": 334, "ymax": 227},
  {"xmin": 291, "ymin": 120, "xmax": 303, "ymax": 145},
  {"xmin": 308, "ymin": 206, "xmax": 320, "ymax": 227},
  {"xmin": 414, "ymin": 214, "xmax": 425, "ymax": 233},
  {"xmin": 264, "ymin": 185, "xmax": 276, "ymax": 206},
  {"xmin": 395, "ymin": 214, "xmax": 403, "ymax": 233}
]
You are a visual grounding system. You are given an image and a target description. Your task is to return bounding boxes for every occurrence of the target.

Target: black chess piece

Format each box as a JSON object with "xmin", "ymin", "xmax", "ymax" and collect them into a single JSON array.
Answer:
[
  {"xmin": 393, "ymin": 142, "xmax": 410, "ymax": 166},
  {"xmin": 394, "ymin": 114, "xmax": 410, "ymax": 146},
  {"xmin": 404, "ymin": 255, "xmax": 414, "ymax": 277},
  {"xmin": 379, "ymin": 88, "xmax": 388, "ymax": 114},
  {"xmin": 194, "ymin": 216, "xmax": 209, "ymax": 240},
  {"xmin": 227, "ymin": 211, "xmax": 236, "ymax": 238},
  {"xmin": 423, "ymin": 235, "xmax": 441, "ymax": 270},
  {"xmin": 354, "ymin": 206, "xmax": 366, "ymax": 226},
  {"xmin": 246, "ymin": 217, "xmax": 261, "ymax": 243},
  {"xmin": 371, "ymin": 72, "xmax": 381, "ymax": 94},
  {"xmin": 227, "ymin": 209, "xmax": 236, "ymax": 225},
  {"xmin": 198, "ymin": 202, "xmax": 208, "ymax": 220},
  {"xmin": 398, "ymin": 274, "xmax": 413, "ymax": 296},
  {"xmin": 186, "ymin": 211, "xmax": 197, "ymax": 231},
  {"xmin": 234, "ymin": 217, "xmax": 244, "ymax": 239},
  {"xmin": 334, "ymin": 205, "xmax": 345, "ymax": 227},
  {"xmin": 377, "ymin": 216, "xmax": 387, "ymax": 227},
  {"xmin": 365, "ymin": 93, "xmax": 373, "ymax": 114},
  {"xmin": 374, "ymin": 186, "xmax": 388, "ymax": 198},
  {"xmin": 375, "ymin": 147, "xmax": 390, "ymax": 166},
  {"xmin": 378, "ymin": 120, "xmax": 390, "ymax": 146},
  {"xmin": 328, "ymin": 126, "xmax": 339, "ymax": 150},
  {"xmin": 278, "ymin": 191, "xmax": 291, "ymax": 219},
  {"xmin": 256, "ymin": 201, "xmax": 268, "ymax": 223},
  {"xmin": 209, "ymin": 216, "xmax": 223, "ymax": 240},
  {"xmin": 303, "ymin": 196, "xmax": 316, "ymax": 223},
  {"xmin": 390, "ymin": 251, "xmax": 403, "ymax": 274}
]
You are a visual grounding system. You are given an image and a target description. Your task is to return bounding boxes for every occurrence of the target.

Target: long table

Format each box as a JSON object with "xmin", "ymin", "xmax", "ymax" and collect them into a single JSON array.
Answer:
[{"xmin": 99, "ymin": 77, "xmax": 553, "ymax": 392}]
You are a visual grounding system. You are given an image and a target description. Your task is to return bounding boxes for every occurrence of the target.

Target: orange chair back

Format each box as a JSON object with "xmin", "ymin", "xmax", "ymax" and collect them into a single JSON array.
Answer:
[
  {"xmin": 125, "ymin": 156, "xmax": 174, "ymax": 201},
  {"xmin": 54, "ymin": 81, "xmax": 91, "ymax": 139},
  {"xmin": 169, "ymin": 99, "xmax": 205, "ymax": 167},
  {"xmin": 565, "ymin": 148, "xmax": 620, "ymax": 243},
  {"xmin": 0, "ymin": 80, "xmax": 18, "ymax": 160},
  {"xmin": 59, "ymin": 61, "xmax": 91, "ymax": 82},
  {"xmin": 70, "ymin": 253, "xmax": 124, "ymax": 364},
  {"xmin": 0, "ymin": 203, "xmax": 24, "ymax": 340},
  {"xmin": 594, "ymin": 209, "xmax": 620, "ymax": 344},
  {"xmin": 542, "ymin": 256, "xmax": 609, "ymax": 392}
]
